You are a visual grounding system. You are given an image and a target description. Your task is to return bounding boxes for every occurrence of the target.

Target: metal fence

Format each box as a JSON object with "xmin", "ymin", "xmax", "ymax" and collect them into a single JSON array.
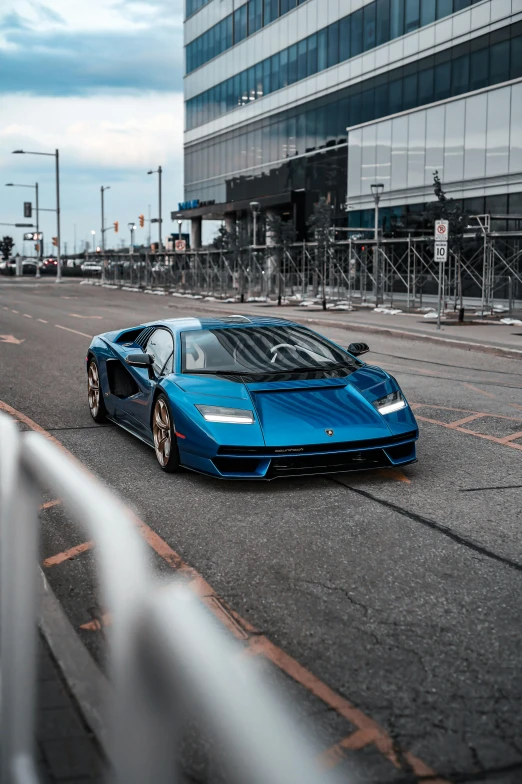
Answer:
[
  {"xmin": 0, "ymin": 411, "xmax": 339, "ymax": 784},
  {"xmin": 87, "ymin": 221, "xmax": 522, "ymax": 312}
]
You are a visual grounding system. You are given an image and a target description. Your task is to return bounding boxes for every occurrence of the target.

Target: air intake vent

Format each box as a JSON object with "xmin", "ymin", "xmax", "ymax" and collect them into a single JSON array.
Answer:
[{"xmin": 135, "ymin": 326, "xmax": 156, "ymax": 348}]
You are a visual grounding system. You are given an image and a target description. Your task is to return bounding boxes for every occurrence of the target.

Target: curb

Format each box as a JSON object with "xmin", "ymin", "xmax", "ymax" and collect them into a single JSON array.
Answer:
[
  {"xmin": 80, "ymin": 280, "xmax": 522, "ymax": 361},
  {"xmin": 39, "ymin": 569, "xmax": 110, "ymax": 753},
  {"xmin": 296, "ymin": 317, "xmax": 522, "ymax": 361}
]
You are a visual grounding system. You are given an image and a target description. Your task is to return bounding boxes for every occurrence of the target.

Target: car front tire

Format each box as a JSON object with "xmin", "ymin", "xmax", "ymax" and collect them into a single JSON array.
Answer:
[
  {"xmin": 152, "ymin": 393, "xmax": 180, "ymax": 473},
  {"xmin": 87, "ymin": 358, "xmax": 108, "ymax": 423}
]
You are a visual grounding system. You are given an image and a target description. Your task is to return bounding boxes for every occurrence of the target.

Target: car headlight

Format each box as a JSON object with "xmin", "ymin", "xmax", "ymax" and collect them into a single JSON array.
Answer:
[
  {"xmin": 195, "ymin": 405, "xmax": 254, "ymax": 424},
  {"xmin": 373, "ymin": 391, "xmax": 406, "ymax": 415}
]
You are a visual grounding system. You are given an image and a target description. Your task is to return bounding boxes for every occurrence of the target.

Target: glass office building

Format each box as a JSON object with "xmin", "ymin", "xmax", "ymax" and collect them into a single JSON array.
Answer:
[{"xmin": 182, "ymin": 0, "xmax": 522, "ymax": 242}]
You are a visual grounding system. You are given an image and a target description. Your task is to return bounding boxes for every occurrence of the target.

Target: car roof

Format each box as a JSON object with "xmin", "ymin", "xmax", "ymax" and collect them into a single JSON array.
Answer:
[{"xmin": 141, "ymin": 315, "xmax": 297, "ymax": 333}]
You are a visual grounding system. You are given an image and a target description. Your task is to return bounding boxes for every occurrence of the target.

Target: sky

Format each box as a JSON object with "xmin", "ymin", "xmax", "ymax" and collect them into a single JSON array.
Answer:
[{"xmin": 0, "ymin": 0, "xmax": 186, "ymax": 256}]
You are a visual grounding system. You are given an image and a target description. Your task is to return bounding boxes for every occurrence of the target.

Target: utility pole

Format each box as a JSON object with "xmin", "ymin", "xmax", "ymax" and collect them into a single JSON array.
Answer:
[{"xmin": 147, "ymin": 167, "xmax": 163, "ymax": 250}]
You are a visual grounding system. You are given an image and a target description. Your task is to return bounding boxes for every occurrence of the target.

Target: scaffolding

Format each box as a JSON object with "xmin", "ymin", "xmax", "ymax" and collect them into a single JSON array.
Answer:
[{"xmin": 90, "ymin": 215, "xmax": 522, "ymax": 312}]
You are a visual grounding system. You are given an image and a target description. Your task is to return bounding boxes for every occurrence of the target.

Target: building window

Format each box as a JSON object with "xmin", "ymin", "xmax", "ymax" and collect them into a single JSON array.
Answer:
[{"xmin": 186, "ymin": 22, "xmax": 517, "ymax": 134}]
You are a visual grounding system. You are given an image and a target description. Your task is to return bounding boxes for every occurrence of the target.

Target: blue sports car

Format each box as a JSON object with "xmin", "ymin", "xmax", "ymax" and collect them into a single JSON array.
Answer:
[{"xmin": 86, "ymin": 315, "xmax": 418, "ymax": 479}]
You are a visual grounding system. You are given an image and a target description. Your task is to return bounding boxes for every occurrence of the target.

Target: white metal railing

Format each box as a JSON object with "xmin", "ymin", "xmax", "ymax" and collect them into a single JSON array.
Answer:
[{"xmin": 0, "ymin": 411, "xmax": 340, "ymax": 784}]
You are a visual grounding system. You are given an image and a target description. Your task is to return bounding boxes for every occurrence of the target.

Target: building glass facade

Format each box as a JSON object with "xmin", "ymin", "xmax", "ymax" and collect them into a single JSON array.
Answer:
[
  {"xmin": 183, "ymin": 0, "xmax": 522, "ymax": 240},
  {"xmin": 186, "ymin": 0, "xmax": 488, "ymax": 129}
]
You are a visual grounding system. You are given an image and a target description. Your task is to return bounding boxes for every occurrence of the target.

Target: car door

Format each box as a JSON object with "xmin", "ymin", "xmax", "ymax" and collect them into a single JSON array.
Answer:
[{"xmin": 116, "ymin": 328, "xmax": 174, "ymax": 441}]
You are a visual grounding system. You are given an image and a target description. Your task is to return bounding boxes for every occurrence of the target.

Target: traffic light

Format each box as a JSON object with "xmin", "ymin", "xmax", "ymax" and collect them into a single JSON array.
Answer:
[
  {"xmin": 35, "ymin": 243, "xmax": 39, "ymax": 252},
  {"xmin": 52, "ymin": 237, "xmax": 58, "ymax": 246},
  {"xmin": 24, "ymin": 202, "xmax": 32, "ymax": 218},
  {"xmin": 114, "ymin": 221, "xmax": 119, "ymax": 233},
  {"xmin": 139, "ymin": 214, "xmax": 145, "ymax": 228}
]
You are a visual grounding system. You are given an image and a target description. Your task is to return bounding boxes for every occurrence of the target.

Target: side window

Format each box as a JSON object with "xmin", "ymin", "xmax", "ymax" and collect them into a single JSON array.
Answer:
[{"xmin": 145, "ymin": 329, "xmax": 174, "ymax": 376}]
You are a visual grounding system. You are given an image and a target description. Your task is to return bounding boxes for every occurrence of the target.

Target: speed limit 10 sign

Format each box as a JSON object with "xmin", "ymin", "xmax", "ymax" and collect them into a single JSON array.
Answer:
[
  {"xmin": 434, "ymin": 220, "xmax": 449, "ymax": 241},
  {"xmin": 434, "ymin": 242, "xmax": 448, "ymax": 262}
]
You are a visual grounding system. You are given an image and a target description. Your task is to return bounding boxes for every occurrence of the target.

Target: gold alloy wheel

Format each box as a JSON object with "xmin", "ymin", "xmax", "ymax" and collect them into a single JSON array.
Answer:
[
  {"xmin": 87, "ymin": 362, "xmax": 100, "ymax": 418},
  {"xmin": 153, "ymin": 397, "xmax": 172, "ymax": 467}
]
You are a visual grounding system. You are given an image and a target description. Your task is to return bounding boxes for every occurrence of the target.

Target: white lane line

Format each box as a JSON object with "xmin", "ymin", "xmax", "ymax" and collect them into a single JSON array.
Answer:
[
  {"xmin": 24, "ymin": 314, "xmax": 33, "ymax": 318},
  {"xmin": 11, "ymin": 309, "xmax": 19, "ymax": 313},
  {"xmin": 55, "ymin": 324, "xmax": 92, "ymax": 339},
  {"xmin": 38, "ymin": 318, "xmax": 48, "ymax": 324},
  {"xmin": 3, "ymin": 306, "xmax": 8, "ymax": 310}
]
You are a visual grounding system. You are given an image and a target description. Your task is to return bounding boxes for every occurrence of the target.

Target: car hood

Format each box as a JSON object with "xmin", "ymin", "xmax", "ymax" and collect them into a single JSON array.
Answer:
[{"xmin": 245, "ymin": 367, "xmax": 395, "ymax": 447}]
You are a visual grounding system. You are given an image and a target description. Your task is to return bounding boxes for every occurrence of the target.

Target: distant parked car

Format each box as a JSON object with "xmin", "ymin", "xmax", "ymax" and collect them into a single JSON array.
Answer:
[
  {"xmin": 0, "ymin": 259, "xmax": 15, "ymax": 275},
  {"xmin": 42, "ymin": 258, "xmax": 58, "ymax": 274},
  {"xmin": 22, "ymin": 259, "xmax": 38, "ymax": 275},
  {"xmin": 81, "ymin": 261, "xmax": 102, "ymax": 275}
]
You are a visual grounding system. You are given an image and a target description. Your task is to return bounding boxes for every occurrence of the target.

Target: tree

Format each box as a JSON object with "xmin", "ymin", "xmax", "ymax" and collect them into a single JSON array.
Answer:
[
  {"xmin": 307, "ymin": 198, "xmax": 334, "ymax": 310},
  {"xmin": 266, "ymin": 214, "xmax": 296, "ymax": 305},
  {"xmin": 0, "ymin": 236, "xmax": 14, "ymax": 260},
  {"xmin": 212, "ymin": 226, "xmax": 229, "ymax": 250},
  {"xmin": 424, "ymin": 171, "xmax": 471, "ymax": 312}
]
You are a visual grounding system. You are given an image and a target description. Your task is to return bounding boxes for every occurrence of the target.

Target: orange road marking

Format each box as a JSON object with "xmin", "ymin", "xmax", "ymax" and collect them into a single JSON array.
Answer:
[
  {"xmin": 43, "ymin": 541, "xmax": 94, "ymax": 568},
  {"xmin": 80, "ymin": 612, "xmax": 110, "ymax": 632},
  {"xmin": 40, "ymin": 499, "xmax": 61, "ymax": 510},
  {"xmin": 0, "ymin": 397, "xmax": 448, "ymax": 783},
  {"xmin": 415, "ymin": 415, "xmax": 522, "ymax": 452},
  {"xmin": 461, "ymin": 382, "xmax": 495, "ymax": 398},
  {"xmin": 374, "ymin": 467, "xmax": 411, "ymax": 484},
  {"xmin": 500, "ymin": 430, "xmax": 522, "ymax": 444},
  {"xmin": 320, "ymin": 728, "xmax": 382, "ymax": 768},
  {"xmin": 0, "ymin": 400, "xmax": 66, "ymax": 451},
  {"xmin": 37, "ymin": 318, "xmax": 48, "ymax": 324},
  {"xmin": 55, "ymin": 324, "xmax": 92, "ymax": 339},
  {"xmin": 448, "ymin": 413, "xmax": 486, "ymax": 428},
  {"xmin": 412, "ymin": 403, "xmax": 522, "ymax": 422},
  {"xmin": 509, "ymin": 403, "xmax": 522, "ymax": 412}
]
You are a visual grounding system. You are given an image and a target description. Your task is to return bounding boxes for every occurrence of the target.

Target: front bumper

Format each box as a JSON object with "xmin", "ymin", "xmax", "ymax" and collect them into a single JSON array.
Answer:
[{"xmin": 179, "ymin": 430, "xmax": 418, "ymax": 480}]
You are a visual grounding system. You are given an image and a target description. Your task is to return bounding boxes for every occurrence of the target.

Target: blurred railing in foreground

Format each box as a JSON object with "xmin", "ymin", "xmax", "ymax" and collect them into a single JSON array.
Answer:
[{"xmin": 0, "ymin": 412, "xmax": 338, "ymax": 784}]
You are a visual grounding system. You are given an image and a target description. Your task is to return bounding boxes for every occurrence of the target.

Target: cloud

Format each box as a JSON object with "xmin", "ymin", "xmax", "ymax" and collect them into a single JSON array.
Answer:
[
  {"xmin": 0, "ymin": 1, "xmax": 188, "ymax": 253},
  {"xmin": 0, "ymin": 0, "xmax": 183, "ymax": 95},
  {"xmin": 0, "ymin": 91, "xmax": 185, "ymax": 251}
]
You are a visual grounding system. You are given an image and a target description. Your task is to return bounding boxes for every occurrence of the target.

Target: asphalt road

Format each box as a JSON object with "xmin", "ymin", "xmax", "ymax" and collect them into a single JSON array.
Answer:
[{"xmin": 1, "ymin": 280, "xmax": 522, "ymax": 783}]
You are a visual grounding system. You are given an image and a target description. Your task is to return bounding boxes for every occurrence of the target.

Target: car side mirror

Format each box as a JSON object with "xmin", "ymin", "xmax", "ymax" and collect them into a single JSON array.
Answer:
[
  {"xmin": 348, "ymin": 342, "xmax": 370, "ymax": 357},
  {"xmin": 125, "ymin": 352, "xmax": 153, "ymax": 368}
]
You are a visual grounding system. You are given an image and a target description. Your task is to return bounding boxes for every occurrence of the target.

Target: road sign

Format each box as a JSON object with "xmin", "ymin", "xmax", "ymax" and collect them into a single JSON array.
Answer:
[
  {"xmin": 434, "ymin": 220, "xmax": 449, "ymax": 241},
  {"xmin": 175, "ymin": 239, "xmax": 186, "ymax": 252},
  {"xmin": 23, "ymin": 232, "xmax": 43, "ymax": 241},
  {"xmin": 434, "ymin": 242, "xmax": 448, "ymax": 262}
]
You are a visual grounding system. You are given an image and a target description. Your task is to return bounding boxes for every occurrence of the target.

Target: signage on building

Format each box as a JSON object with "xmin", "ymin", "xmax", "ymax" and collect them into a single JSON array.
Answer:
[
  {"xmin": 175, "ymin": 239, "xmax": 186, "ymax": 252},
  {"xmin": 176, "ymin": 199, "xmax": 216, "ymax": 212}
]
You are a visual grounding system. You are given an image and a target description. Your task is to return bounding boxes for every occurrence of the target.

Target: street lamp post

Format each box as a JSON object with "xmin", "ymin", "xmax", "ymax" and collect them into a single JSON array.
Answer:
[
  {"xmin": 177, "ymin": 215, "xmax": 183, "ymax": 241},
  {"xmin": 12, "ymin": 149, "xmax": 61, "ymax": 282},
  {"xmin": 100, "ymin": 185, "xmax": 110, "ymax": 282},
  {"xmin": 370, "ymin": 183, "xmax": 384, "ymax": 306},
  {"xmin": 5, "ymin": 182, "xmax": 41, "ymax": 277},
  {"xmin": 147, "ymin": 167, "xmax": 162, "ymax": 251},
  {"xmin": 91, "ymin": 230, "xmax": 96, "ymax": 256},
  {"xmin": 128, "ymin": 223, "xmax": 136, "ymax": 253},
  {"xmin": 250, "ymin": 201, "xmax": 260, "ymax": 247},
  {"xmin": 101, "ymin": 186, "xmax": 110, "ymax": 253}
]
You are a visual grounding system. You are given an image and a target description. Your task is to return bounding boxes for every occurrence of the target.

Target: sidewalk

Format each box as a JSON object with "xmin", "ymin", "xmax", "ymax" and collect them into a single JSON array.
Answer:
[
  {"xmin": 36, "ymin": 632, "xmax": 104, "ymax": 783},
  {"xmin": 160, "ymin": 292, "xmax": 522, "ymax": 359}
]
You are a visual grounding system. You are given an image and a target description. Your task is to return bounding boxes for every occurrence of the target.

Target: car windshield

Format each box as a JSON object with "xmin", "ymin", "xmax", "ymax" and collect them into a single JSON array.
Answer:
[{"xmin": 181, "ymin": 326, "xmax": 353, "ymax": 375}]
